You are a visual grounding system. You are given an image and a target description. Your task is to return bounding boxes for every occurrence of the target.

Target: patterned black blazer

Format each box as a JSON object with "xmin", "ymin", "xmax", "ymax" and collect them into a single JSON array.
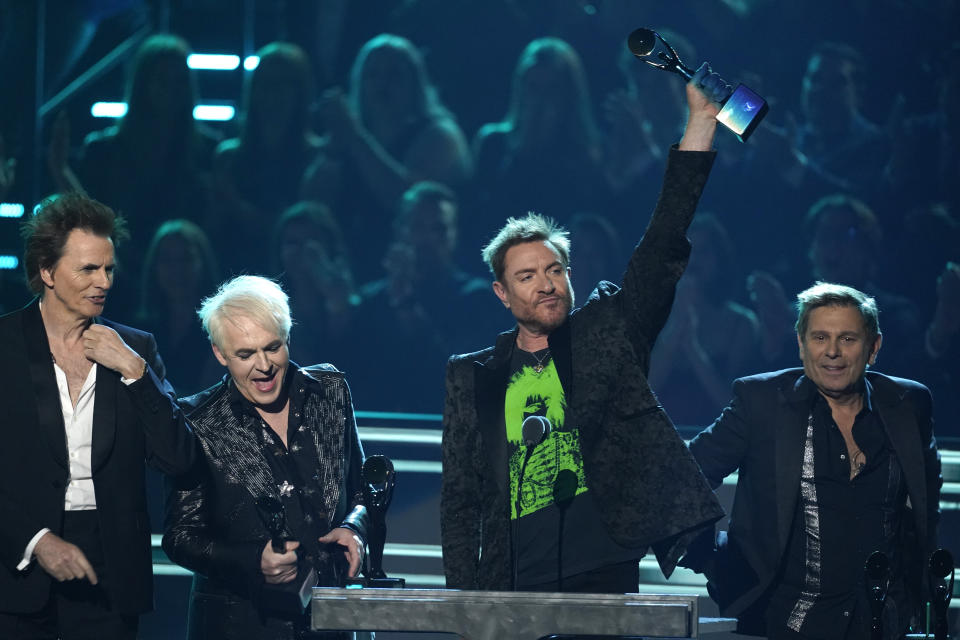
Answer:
[
  {"xmin": 441, "ymin": 147, "xmax": 726, "ymax": 590},
  {"xmin": 162, "ymin": 363, "xmax": 367, "ymax": 602}
]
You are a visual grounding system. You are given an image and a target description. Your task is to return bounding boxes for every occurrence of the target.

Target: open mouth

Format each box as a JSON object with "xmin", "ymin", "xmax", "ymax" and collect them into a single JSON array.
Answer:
[
  {"xmin": 88, "ymin": 295, "xmax": 106, "ymax": 305},
  {"xmin": 252, "ymin": 371, "xmax": 278, "ymax": 393}
]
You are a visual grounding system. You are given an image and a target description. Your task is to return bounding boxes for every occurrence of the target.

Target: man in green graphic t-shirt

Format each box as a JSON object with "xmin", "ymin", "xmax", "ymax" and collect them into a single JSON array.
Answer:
[{"xmin": 440, "ymin": 64, "xmax": 728, "ymax": 593}]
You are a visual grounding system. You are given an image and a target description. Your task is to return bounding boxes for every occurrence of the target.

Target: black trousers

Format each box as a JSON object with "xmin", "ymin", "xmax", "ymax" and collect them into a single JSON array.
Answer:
[
  {"xmin": 0, "ymin": 511, "xmax": 138, "ymax": 640},
  {"xmin": 519, "ymin": 559, "xmax": 641, "ymax": 594}
]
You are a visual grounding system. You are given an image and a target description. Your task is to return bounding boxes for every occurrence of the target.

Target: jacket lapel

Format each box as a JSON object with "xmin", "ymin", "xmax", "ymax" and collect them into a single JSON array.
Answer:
[
  {"xmin": 775, "ymin": 375, "xmax": 810, "ymax": 550},
  {"xmin": 871, "ymin": 376, "xmax": 927, "ymax": 544},
  {"xmin": 474, "ymin": 330, "xmax": 515, "ymax": 495},
  {"xmin": 21, "ymin": 299, "xmax": 69, "ymax": 470},
  {"xmin": 190, "ymin": 382, "xmax": 279, "ymax": 503},
  {"xmin": 91, "ymin": 363, "xmax": 118, "ymax": 472}
]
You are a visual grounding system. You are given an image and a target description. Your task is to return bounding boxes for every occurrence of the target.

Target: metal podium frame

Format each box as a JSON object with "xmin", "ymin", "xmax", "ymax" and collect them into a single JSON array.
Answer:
[{"xmin": 311, "ymin": 588, "xmax": 736, "ymax": 639}]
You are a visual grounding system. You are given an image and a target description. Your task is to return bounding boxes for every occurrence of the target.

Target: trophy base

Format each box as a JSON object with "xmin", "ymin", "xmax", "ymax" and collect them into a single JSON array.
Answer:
[
  {"xmin": 261, "ymin": 567, "xmax": 317, "ymax": 617},
  {"xmin": 345, "ymin": 576, "xmax": 407, "ymax": 589}
]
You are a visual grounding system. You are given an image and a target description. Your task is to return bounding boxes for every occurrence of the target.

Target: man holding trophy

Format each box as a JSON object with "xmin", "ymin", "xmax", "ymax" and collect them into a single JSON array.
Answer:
[{"xmin": 163, "ymin": 275, "xmax": 367, "ymax": 640}]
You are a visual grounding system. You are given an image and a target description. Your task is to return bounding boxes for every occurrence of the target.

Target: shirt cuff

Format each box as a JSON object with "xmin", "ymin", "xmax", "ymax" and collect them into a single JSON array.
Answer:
[{"xmin": 18, "ymin": 528, "xmax": 51, "ymax": 571}]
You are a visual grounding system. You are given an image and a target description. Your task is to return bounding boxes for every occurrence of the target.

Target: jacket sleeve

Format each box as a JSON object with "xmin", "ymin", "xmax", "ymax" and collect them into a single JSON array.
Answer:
[
  {"xmin": 440, "ymin": 357, "xmax": 482, "ymax": 589},
  {"xmin": 620, "ymin": 146, "xmax": 716, "ymax": 366},
  {"xmin": 125, "ymin": 332, "xmax": 197, "ymax": 476},
  {"xmin": 337, "ymin": 379, "xmax": 369, "ymax": 542},
  {"xmin": 161, "ymin": 466, "xmax": 265, "ymax": 597},
  {"xmin": 688, "ymin": 378, "xmax": 752, "ymax": 489}
]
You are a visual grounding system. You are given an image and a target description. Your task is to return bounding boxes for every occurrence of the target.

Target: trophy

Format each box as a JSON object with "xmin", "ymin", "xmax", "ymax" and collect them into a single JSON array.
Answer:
[
  {"xmin": 348, "ymin": 455, "xmax": 406, "ymax": 588},
  {"xmin": 627, "ymin": 28, "xmax": 769, "ymax": 142},
  {"xmin": 255, "ymin": 496, "xmax": 317, "ymax": 615}
]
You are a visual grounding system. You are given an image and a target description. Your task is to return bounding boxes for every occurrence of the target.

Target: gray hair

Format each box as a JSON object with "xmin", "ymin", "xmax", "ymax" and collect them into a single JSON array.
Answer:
[
  {"xmin": 795, "ymin": 281, "xmax": 880, "ymax": 341},
  {"xmin": 482, "ymin": 213, "xmax": 570, "ymax": 282},
  {"xmin": 197, "ymin": 275, "xmax": 292, "ymax": 348}
]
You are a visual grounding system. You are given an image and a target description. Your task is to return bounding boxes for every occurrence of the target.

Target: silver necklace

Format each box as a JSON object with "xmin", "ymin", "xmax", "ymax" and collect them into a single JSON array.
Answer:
[{"xmin": 531, "ymin": 349, "xmax": 551, "ymax": 374}]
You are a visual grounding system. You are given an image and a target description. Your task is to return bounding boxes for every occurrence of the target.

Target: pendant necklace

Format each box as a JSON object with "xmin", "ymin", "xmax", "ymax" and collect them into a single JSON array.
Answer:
[{"xmin": 531, "ymin": 349, "xmax": 551, "ymax": 374}]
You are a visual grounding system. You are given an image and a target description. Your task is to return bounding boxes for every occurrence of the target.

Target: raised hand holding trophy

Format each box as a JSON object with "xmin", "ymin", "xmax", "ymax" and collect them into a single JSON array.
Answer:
[{"xmin": 627, "ymin": 28, "xmax": 769, "ymax": 142}]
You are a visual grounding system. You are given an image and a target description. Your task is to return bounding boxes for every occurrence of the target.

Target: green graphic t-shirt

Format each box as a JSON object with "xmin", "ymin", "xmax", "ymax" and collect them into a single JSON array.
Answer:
[
  {"xmin": 505, "ymin": 355, "xmax": 587, "ymax": 519},
  {"xmin": 505, "ymin": 347, "xmax": 638, "ymax": 586}
]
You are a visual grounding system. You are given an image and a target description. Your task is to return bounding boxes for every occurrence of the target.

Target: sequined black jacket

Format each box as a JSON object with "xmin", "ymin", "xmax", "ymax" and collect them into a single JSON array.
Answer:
[
  {"xmin": 440, "ymin": 147, "xmax": 725, "ymax": 590},
  {"xmin": 162, "ymin": 363, "xmax": 367, "ymax": 601}
]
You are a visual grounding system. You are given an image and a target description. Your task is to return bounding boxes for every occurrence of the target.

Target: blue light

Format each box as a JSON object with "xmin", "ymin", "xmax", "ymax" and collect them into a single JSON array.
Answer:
[
  {"xmin": 91, "ymin": 102, "xmax": 128, "ymax": 118},
  {"xmin": 0, "ymin": 203, "xmax": 25, "ymax": 218},
  {"xmin": 0, "ymin": 256, "xmax": 19, "ymax": 270},
  {"xmin": 244, "ymin": 56, "xmax": 260, "ymax": 71},
  {"xmin": 192, "ymin": 105, "xmax": 236, "ymax": 121},
  {"xmin": 187, "ymin": 54, "xmax": 241, "ymax": 71},
  {"xmin": 92, "ymin": 102, "xmax": 235, "ymax": 121}
]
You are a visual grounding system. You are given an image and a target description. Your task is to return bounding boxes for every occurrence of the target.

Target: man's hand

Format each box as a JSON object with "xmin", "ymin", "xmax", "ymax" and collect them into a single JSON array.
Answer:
[
  {"xmin": 82, "ymin": 324, "xmax": 145, "ymax": 380},
  {"xmin": 318, "ymin": 527, "xmax": 364, "ymax": 578},
  {"xmin": 34, "ymin": 531, "xmax": 98, "ymax": 583},
  {"xmin": 679, "ymin": 62, "xmax": 729, "ymax": 151},
  {"xmin": 261, "ymin": 539, "xmax": 300, "ymax": 584}
]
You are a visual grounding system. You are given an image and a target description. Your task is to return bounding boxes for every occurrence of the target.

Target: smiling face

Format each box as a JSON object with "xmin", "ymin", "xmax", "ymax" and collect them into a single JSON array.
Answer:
[
  {"xmin": 212, "ymin": 314, "xmax": 290, "ymax": 410},
  {"xmin": 798, "ymin": 304, "xmax": 881, "ymax": 402},
  {"xmin": 493, "ymin": 240, "xmax": 573, "ymax": 336},
  {"xmin": 40, "ymin": 229, "xmax": 115, "ymax": 320}
]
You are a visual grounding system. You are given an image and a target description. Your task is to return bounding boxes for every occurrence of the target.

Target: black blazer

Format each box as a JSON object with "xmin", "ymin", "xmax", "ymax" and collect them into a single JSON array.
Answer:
[
  {"xmin": 162, "ymin": 364, "xmax": 367, "ymax": 604},
  {"xmin": 687, "ymin": 368, "xmax": 941, "ymax": 630},
  {"xmin": 0, "ymin": 299, "xmax": 197, "ymax": 615},
  {"xmin": 441, "ymin": 147, "xmax": 725, "ymax": 590}
]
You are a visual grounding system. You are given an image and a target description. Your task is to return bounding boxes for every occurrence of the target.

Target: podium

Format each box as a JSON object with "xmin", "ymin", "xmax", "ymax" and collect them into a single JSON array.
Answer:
[{"xmin": 311, "ymin": 588, "xmax": 736, "ymax": 639}]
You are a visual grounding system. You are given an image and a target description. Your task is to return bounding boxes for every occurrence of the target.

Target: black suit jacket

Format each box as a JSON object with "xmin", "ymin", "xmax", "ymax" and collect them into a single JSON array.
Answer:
[
  {"xmin": 0, "ymin": 299, "xmax": 197, "ymax": 615},
  {"xmin": 441, "ymin": 147, "xmax": 725, "ymax": 590},
  {"xmin": 162, "ymin": 364, "xmax": 367, "ymax": 607},
  {"xmin": 687, "ymin": 368, "xmax": 941, "ymax": 631}
]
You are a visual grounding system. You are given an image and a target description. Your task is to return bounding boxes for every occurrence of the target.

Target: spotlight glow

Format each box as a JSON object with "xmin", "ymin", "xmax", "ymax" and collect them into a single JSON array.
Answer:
[
  {"xmin": 244, "ymin": 56, "xmax": 260, "ymax": 71},
  {"xmin": 187, "ymin": 54, "xmax": 240, "ymax": 70},
  {"xmin": 192, "ymin": 105, "xmax": 236, "ymax": 121},
  {"xmin": 0, "ymin": 255, "xmax": 19, "ymax": 270},
  {"xmin": 91, "ymin": 102, "xmax": 128, "ymax": 118},
  {"xmin": 0, "ymin": 203, "xmax": 25, "ymax": 218}
]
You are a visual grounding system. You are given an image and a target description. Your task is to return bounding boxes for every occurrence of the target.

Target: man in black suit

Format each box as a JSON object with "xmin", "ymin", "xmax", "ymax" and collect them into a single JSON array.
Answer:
[
  {"xmin": 685, "ymin": 282, "xmax": 941, "ymax": 639},
  {"xmin": 440, "ymin": 65, "xmax": 729, "ymax": 593},
  {"xmin": 0, "ymin": 193, "xmax": 196, "ymax": 638}
]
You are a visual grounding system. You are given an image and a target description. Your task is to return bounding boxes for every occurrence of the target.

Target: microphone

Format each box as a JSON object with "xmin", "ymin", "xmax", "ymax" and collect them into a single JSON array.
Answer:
[
  {"xmin": 512, "ymin": 415, "xmax": 552, "ymax": 590},
  {"xmin": 929, "ymin": 549, "xmax": 954, "ymax": 640},
  {"xmin": 864, "ymin": 551, "xmax": 889, "ymax": 640},
  {"xmin": 626, "ymin": 27, "xmax": 769, "ymax": 142},
  {"xmin": 522, "ymin": 415, "xmax": 551, "ymax": 447}
]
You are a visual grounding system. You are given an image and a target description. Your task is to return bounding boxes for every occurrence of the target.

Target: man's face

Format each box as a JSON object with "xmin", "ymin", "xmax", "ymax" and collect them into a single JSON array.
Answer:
[
  {"xmin": 798, "ymin": 304, "xmax": 881, "ymax": 401},
  {"xmin": 493, "ymin": 240, "xmax": 573, "ymax": 334},
  {"xmin": 40, "ymin": 229, "xmax": 115, "ymax": 320},
  {"xmin": 212, "ymin": 314, "xmax": 290, "ymax": 409}
]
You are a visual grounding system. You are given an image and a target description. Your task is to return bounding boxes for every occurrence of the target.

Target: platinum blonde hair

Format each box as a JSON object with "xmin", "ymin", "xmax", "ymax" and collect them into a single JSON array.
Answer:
[{"xmin": 197, "ymin": 275, "xmax": 292, "ymax": 348}]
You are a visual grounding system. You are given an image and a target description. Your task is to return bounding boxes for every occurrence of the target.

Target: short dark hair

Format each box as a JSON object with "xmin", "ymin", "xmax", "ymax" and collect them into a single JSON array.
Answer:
[
  {"xmin": 21, "ymin": 193, "xmax": 129, "ymax": 295},
  {"xmin": 795, "ymin": 281, "xmax": 880, "ymax": 341},
  {"xmin": 482, "ymin": 213, "xmax": 570, "ymax": 282}
]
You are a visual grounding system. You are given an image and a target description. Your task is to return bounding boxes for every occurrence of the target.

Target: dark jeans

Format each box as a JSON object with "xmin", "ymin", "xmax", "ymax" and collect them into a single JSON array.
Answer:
[{"xmin": 0, "ymin": 511, "xmax": 138, "ymax": 640}]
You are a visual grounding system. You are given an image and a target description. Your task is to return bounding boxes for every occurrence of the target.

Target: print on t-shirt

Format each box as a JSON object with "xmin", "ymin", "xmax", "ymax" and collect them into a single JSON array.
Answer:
[{"xmin": 505, "ymin": 358, "xmax": 589, "ymax": 520}]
